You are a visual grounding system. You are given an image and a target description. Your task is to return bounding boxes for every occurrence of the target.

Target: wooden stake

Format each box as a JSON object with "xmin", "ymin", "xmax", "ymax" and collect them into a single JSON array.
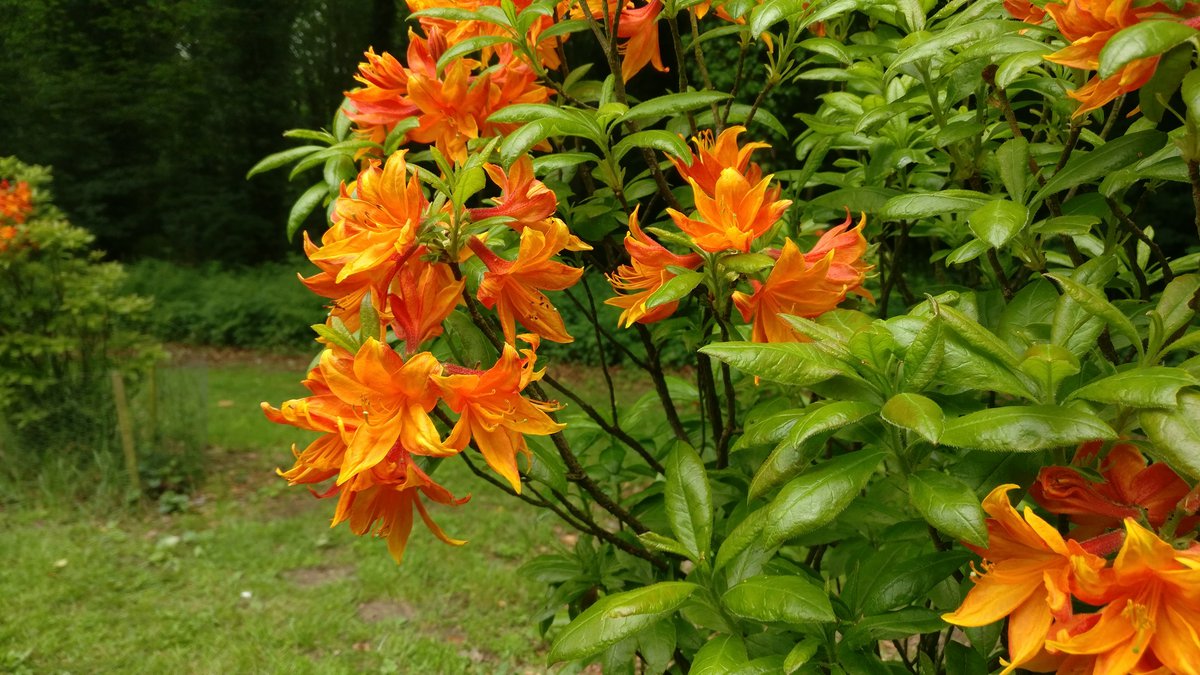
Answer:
[{"xmin": 110, "ymin": 370, "xmax": 142, "ymax": 498}]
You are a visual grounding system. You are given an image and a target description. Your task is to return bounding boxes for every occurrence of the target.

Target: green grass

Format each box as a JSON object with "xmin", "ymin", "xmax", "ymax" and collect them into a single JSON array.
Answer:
[{"xmin": 0, "ymin": 353, "xmax": 574, "ymax": 674}]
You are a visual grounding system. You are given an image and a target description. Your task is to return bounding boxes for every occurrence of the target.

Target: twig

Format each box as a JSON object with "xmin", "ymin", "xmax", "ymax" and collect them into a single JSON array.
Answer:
[{"xmin": 635, "ymin": 324, "xmax": 691, "ymax": 445}]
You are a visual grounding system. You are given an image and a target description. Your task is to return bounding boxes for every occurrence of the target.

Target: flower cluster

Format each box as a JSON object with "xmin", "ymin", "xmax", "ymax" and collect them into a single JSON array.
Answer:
[
  {"xmin": 944, "ymin": 443, "xmax": 1200, "ymax": 674},
  {"xmin": 1011, "ymin": 0, "xmax": 1200, "ymax": 115},
  {"xmin": 606, "ymin": 126, "xmax": 871, "ymax": 340},
  {"xmin": 267, "ymin": 148, "xmax": 582, "ymax": 561},
  {"xmin": 0, "ymin": 179, "xmax": 32, "ymax": 250}
]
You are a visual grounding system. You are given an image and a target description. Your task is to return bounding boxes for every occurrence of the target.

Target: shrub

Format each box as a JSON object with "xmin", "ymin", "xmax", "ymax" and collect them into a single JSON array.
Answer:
[{"xmin": 256, "ymin": 2, "xmax": 1200, "ymax": 673}]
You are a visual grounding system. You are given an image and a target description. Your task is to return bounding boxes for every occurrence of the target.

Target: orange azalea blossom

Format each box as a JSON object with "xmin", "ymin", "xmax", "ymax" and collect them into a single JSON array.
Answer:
[
  {"xmin": 1046, "ymin": 519, "xmax": 1200, "ymax": 675},
  {"xmin": 469, "ymin": 220, "xmax": 583, "ymax": 343},
  {"xmin": 344, "ymin": 47, "xmax": 421, "ymax": 144},
  {"xmin": 262, "ymin": 351, "xmax": 466, "ymax": 564},
  {"xmin": 388, "ymin": 253, "xmax": 464, "ymax": 354},
  {"xmin": 470, "ymin": 157, "xmax": 592, "ymax": 251},
  {"xmin": 942, "ymin": 484, "xmax": 1108, "ymax": 674},
  {"xmin": 731, "ymin": 215, "xmax": 870, "ymax": 343},
  {"xmin": 322, "ymin": 339, "xmax": 456, "ymax": 483},
  {"xmin": 0, "ymin": 225, "xmax": 16, "ymax": 252},
  {"xmin": 668, "ymin": 167, "xmax": 791, "ymax": 253},
  {"xmin": 569, "ymin": 0, "xmax": 667, "ymax": 81},
  {"xmin": 302, "ymin": 151, "xmax": 426, "ymax": 331},
  {"xmin": 438, "ymin": 339, "xmax": 563, "ymax": 492},
  {"xmin": 1044, "ymin": 0, "xmax": 1200, "ymax": 116},
  {"xmin": 0, "ymin": 179, "xmax": 33, "ymax": 224},
  {"xmin": 606, "ymin": 206, "xmax": 702, "ymax": 327},
  {"xmin": 1032, "ymin": 441, "xmax": 1199, "ymax": 539},
  {"xmin": 670, "ymin": 126, "xmax": 771, "ymax": 197},
  {"xmin": 1005, "ymin": 0, "xmax": 1047, "ymax": 23}
]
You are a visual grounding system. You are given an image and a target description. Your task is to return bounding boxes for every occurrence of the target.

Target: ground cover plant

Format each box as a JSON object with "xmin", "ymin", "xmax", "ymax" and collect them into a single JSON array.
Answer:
[{"xmin": 256, "ymin": 0, "xmax": 1200, "ymax": 671}]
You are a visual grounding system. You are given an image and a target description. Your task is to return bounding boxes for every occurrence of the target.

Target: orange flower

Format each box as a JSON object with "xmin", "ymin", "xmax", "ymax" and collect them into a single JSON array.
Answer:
[
  {"xmin": 942, "ymin": 485, "xmax": 1107, "ymax": 674},
  {"xmin": 1032, "ymin": 441, "xmax": 1198, "ymax": 539},
  {"xmin": 388, "ymin": 254, "xmax": 464, "ymax": 354},
  {"xmin": 570, "ymin": 0, "xmax": 667, "ymax": 81},
  {"xmin": 407, "ymin": 0, "xmax": 562, "ymax": 70},
  {"xmin": 0, "ymin": 179, "xmax": 33, "ymax": 224},
  {"xmin": 470, "ymin": 220, "xmax": 583, "ymax": 343},
  {"xmin": 606, "ymin": 206, "xmax": 702, "ymax": 327},
  {"xmin": 670, "ymin": 126, "xmax": 771, "ymax": 196},
  {"xmin": 1046, "ymin": 519, "xmax": 1200, "ymax": 675},
  {"xmin": 1044, "ymin": 0, "xmax": 1200, "ymax": 116},
  {"xmin": 1005, "ymin": 0, "xmax": 1047, "ymax": 23},
  {"xmin": 0, "ymin": 225, "xmax": 16, "ymax": 252},
  {"xmin": 438, "ymin": 340, "xmax": 564, "ymax": 492},
  {"xmin": 471, "ymin": 157, "xmax": 558, "ymax": 228},
  {"xmin": 344, "ymin": 47, "xmax": 420, "ymax": 144},
  {"xmin": 322, "ymin": 340, "xmax": 457, "ymax": 482},
  {"xmin": 668, "ymin": 168, "xmax": 791, "ymax": 253},
  {"xmin": 302, "ymin": 151, "xmax": 426, "ymax": 331},
  {"xmin": 262, "ymin": 345, "xmax": 466, "ymax": 564},
  {"xmin": 731, "ymin": 216, "xmax": 870, "ymax": 343}
]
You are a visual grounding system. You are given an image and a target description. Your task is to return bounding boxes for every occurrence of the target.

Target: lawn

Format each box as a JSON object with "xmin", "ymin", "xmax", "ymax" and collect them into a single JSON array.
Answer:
[{"xmin": 0, "ymin": 348, "xmax": 608, "ymax": 674}]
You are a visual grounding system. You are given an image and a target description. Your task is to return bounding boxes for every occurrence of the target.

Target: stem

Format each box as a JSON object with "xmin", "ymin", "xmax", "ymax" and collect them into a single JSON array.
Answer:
[
  {"xmin": 713, "ymin": 307, "xmax": 737, "ymax": 469},
  {"xmin": 635, "ymin": 324, "xmax": 692, "ymax": 445},
  {"xmin": 542, "ymin": 372, "xmax": 666, "ymax": 474},
  {"xmin": 563, "ymin": 287, "xmax": 649, "ymax": 369},
  {"xmin": 986, "ymin": 248, "xmax": 1014, "ymax": 301},
  {"xmin": 688, "ymin": 10, "xmax": 722, "ymax": 132},
  {"xmin": 1188, "ymin": 159, "xmax": 1200, "ymax": 243},
  {"xmin": 666, "ymin": 15, "xmax": 698, "ymax": 137},
  {"xmin": 579, "ymin": 276, "xmax": 620, "ymax": 425},
  {"xmin": 722, "ymin": 38, "xmax": 750, "ymax": 125},
  {"xmin": 879, "ymin": 221, "xmax": 910, "ymax": 316},
  {"xmin": 1105, "ymin": 198, "xmax": 1151, "ymax": 300}
]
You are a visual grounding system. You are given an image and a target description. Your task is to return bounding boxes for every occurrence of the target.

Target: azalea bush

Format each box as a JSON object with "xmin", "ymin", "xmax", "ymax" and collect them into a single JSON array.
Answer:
[
  {"xmin": 0, "ymin": 157, "xmax": 159, "ymax": 460},
  {"xmin": 256, "ymin": 0, "xmax": 1200, "ymax": 671}
]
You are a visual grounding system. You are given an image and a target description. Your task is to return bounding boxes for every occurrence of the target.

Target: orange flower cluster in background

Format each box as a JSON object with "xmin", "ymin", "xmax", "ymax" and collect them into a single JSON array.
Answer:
[
  {"xmin": 608, "ymin": 126, "xmax": 871, "ymax": 339},
  {"xmin": 944, "ymin": 444, "xmax": 1200, "ymax": 674},
  {"xmin": 1017, "ymin": 0, "xmax": 1200, "ymax": 115},
  {"xmin": 346, "ymin": 24, "xmax": 549, "ymax": 163},
  {"xmin": 569, "ymin": 0, "xmax": 668, "ymax": 81},
  {"xmin": 267, "ymin": 146, "xmax": 582, "ymax": 561},
  {"xmin": 0, "ymin": 179, "xmax": 33, "ymax": 251}
]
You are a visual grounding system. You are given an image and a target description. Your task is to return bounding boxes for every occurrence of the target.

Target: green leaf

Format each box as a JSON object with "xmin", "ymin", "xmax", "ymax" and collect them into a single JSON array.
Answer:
[
  {"xmin": 498, "ymin": 119, "xmax": 558, "ymax": 166},
  {"xmin": 287, "ymin": 182, "xmax": 330, "ymax": 240},
  {"xmin": 722, "ymin": 252, "xmax": 776, "ymax": 275},
  {"xmin": 1098, "ymin": 21, "xmax": 1198, "ymax": 79},
  {"xmin": 889, "ymin": 20, "xmax": 1013, "ymax": 70},
  {"xmin": 532, "ymin": 152, "xmax": 600, "ymax": 173},
  {"xmin": 968, "ymin": 199, "xmax": 1028, "ymax": 249},
  {"xmin": 665, "ymin": 443, "xmax": 714, "ymax": 563},
  {"xmin": 612, "ymin": 130, "xmax": 691, "ymax": 162},
  {"xmin": 714, "ymin": 509, "xmax": 767, "ymax": 571},
  {"xmin": 1156, "ymin": 274, "xmax": 1200, "ymax": 338},
  {"xmin": 619, "ymin": 91, "xmax": 732, "ymax": 124},
  {"xmin": 1018, "ymin": 343, "xmax": 1080, "ymax": 402},
  {"xmin": 722, "ymin": 575, "xmax": 835, "ymax": 624},
  {"xmin": 1045, "ymin": 273, "xmax": 1144, "ymax": 359},
  {"xmin": 750, "ymin": 401, "xmax": 879, "ymax": 500},
  {"xmin": 996, "ymin": 137, "xmax": 1030, "ymax": 202},
  {"xmin": 880, "ymin": 190, "xmax": 990, "ymax": 220},
  {"xmin": 645, "ymin": 271, "xmax": 704, "ymax": 309},
  {"xmin": 636, "ymin": 619, "xmax": 676, "ymax": 675},
  {"xmin": 784, "ymin": 638, "xmax": 821, "ymax": 673},
  {"xmin": 246, "ymin": 145, "xmax": 324, "ymax": 179},
  {"xmin": 1032, "ymin": 131, "xmax": 1167, "ymax": 204},
  {"xmin": 1051, "ymin": 256, "xmax": 1117, "ymax": 357},
  {"xmin": 639, "ymin": 532, "xmax": 694, "ymax": 559},
  {"xmin": 938, "ymin": 305, "xmax": 1021, "ymax": 368},
  {"xmin": 690, "ymin": 635, "xmax": 747, "ymax": 675},
  {"xmin": 487, "ymin": 103, "xmax": 580, "ymax": 125},
  {"xmin": 548, "ymin": 582, "xmax": 698, "ymax": 663},
  {"xmin": 940, "ymin": 406, "xmax": 1116, "ymax": 452},
  {"xmin": 700, "ymin": 342, "xmax": 851, "ymax": 386},
  {"xmin": 763, "ymin": 448, "xmax": 885, "ymax": 546},
  {"xmin": 1140, "ymin": 391, "xmax": 1200, "ymax": 479},
  {"xmin": 908, "ymin": 471, "xmax": 988, "ymax": 547},
  {"xmin": 749, "ymin": 0, "xmax": 858, "ymax": 39},
  {"xmin": 841, "ymin": 609, "xmax": 946, "ymax": 649},
  {"xmin": 860, "ymin": 551, "xmax": 973, "ymax": 615},
  {"xmin": 1070, "ymin": 367, "xmax": 1198, "ymax": 408},
  {"xmin": 436, "ymin": 34, "xmax": 515, "ymax": 71},
  {"xmin": 311, "ymin": 321, "xmax": 359, "ymax": 354},
  {"xmin": 900, "ymin": 316, "xmax": 944, "ymax": 392},
  {"xmin": 881, "ymin": 393, "xmax": 944, "ymax": 444}
]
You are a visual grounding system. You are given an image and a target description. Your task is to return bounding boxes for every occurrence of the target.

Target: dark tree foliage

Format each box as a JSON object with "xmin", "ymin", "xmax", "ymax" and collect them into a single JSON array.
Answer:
[{"xmin": 0, "ymin": 0, "xmax": 403, "ymax": 263}]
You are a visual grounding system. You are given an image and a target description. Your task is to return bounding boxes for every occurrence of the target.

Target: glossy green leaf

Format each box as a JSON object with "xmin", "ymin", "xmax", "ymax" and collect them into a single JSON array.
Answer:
[
  {"xmin": 763, "ymin": 448, "xmax": 885, "ymax": 546},
  {"xmin": 722, "ymin": 252, "xmax": 777, "ymax": 275},
  {"xmin": 750, "ymin": 401, "xmax": 879, "ymax": 500},
  {"xmin": 749, "ymin": 0, "xmax": 858, "ymax": 38},
  {"xmin": 1046, "ymin": 272, "xmax": 1144, "ymax": 359},
  {"xmin": 940, "ymin": 406, "xmax": 1115, "ymax": 452},
  {"xmin": 1098, "ymin": 21, "xmax": 1198, "ymax": 79},
  {"xmin": 714, "ymin": 509, "xmax": 767, "ymax": 570},
  {"xmin": 1140, "ymin": 391, "xmax": 1200, "ymax": 479},
  {"xmin": 548, "ymin": 582, "xmax": 698, "ymax": 662},
  {"xmin": 784, "ymin": 638, "xmax": 821, "ymax": 673},
  {"xmin": 645, "ymin": 271, "xmax": 704, "ymax": 309},
  {"xmin": 286, "ymin": 182, "xmax": 329, "ymax": 240},
  {"xmin": 908, "ymin": 470, "xmax": 988, "ymax": 547},
  {"xmin": 880, "ymin": 189, "xmax": 990, "ymax": 219},
  {"xmin": 619, "ymin": 91, "xmax": 732, "ymax": 124},
  {"xmin": 890, "ymin": 20, "xmax": 1012, "ymax": 69},
  {"xmin": 436, "ymin": 34, "xmax": 514, "ymax": 71},
  {"xmin": 841, "ymin": 609, "xmax": 946, "ymax": 648},
  {"xmin": 498, "ymin": 118, "xmax": 558, "ymax": 166},
  {"xmin": 612, "ymin": 130, "xmax": 691, "ymax": 162},
  {"xmin": 1070, "ymin": 367, "xmax": 1198, "ymax": 408},
  {"xmin": 995, "ymin": 137, "xmax": 1030, "ymax": 202},
  {"xmin": 1051, "ymin": 256, "xmax": 1117, "ymax": 357},
  {"xmin": 1156, "ymin": 274, "xmax": 1200, "ymax": 338},
  {"xmin": 968, "ymin": 199, "xmax": 1028, "ymax": 248},
  {"xmin": 881, "ymin": 393, "xmax": 944, "ymax": 444},
  {"xmin": 722, "ymin": 575, "xmax": 835, "ymax": 624},
  {"xmin": 700, "ymin": 342, "xmax": 851, "ymax": 386},
  {"xmin": 246, "ymin": 145, "xmax": 323, "ymax": 179},
  {"xmin": 900, "ymin": 316, "xmax": 944, "ymax": 392},
  {"xmin": 1018, "ymin": 344, "xmax": 1080, "ymax": 402},
  {"xmin": 690, "ymin": 635, "xmax": 747, "ymax": 674},
  {"xmin": 665, "ymin": 443, "xmax": 714, "ymax": 563},
  {"xmin": 1032, "ymin": 131, "xmax": 1167, "ymax": 204},
  {"xmin": 639, "ymin": 532, "xmax": 694, "ymax": 559}
]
